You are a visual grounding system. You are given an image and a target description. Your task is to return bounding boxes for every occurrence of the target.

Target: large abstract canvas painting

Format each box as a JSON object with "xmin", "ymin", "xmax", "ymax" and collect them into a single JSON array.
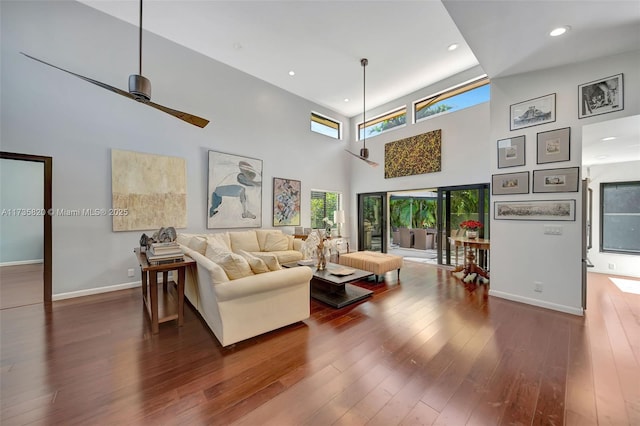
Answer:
[
  {"xmin": 273, "ymin": 177, "xmax": 301, "ymax": 226},
  {"xmin": 111, "ymin": 149, "xmax": 187, "ymax": 231},
  {"xmin": 384, "ymin": 129, "xmax": 441, "ymax": 178},
  {"xmin": 208, "ymin": 151, "xmax": 262, "ymax": 229}
]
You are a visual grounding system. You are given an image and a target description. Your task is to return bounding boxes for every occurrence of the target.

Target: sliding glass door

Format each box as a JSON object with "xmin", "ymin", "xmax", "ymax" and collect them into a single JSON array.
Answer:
[
  {"xmin": 437, "ymin": 184, "xmax": 489, "ymax": 266},
  {"xmin": 358, "ymin": 192, "xmax": 387, "ymax": 252}
]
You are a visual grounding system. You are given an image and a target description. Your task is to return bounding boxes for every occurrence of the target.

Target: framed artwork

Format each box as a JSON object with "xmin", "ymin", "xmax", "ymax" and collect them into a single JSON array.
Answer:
[
  {"xmin": 537, "ymin": 127, "xmax": 571, "ymax": 164},
  {"xmin": 579, "ymin": 73, "xmax": 624, "ymax": 119},
  {"xmin": 207, "ymin": 150, "xmax": 262, "ymax": 229},
  {"xmin": 111, "ymin": 149, "xmax": 187, "ymax": 231},
  {"xmin": 273, "ymin": 177, "xmax": 301, "ymax": 226},
  {"xmin": 533, "ymin": 167, "xmax": 579, "ymax": 193},
  {"xmin": 494, "ymin": 199, "xmax": 576, "ymax": 221},
  {"xmin": 385, "ymin": 129, "xmax": 441, "ymax": 178},
  {"xmin": 492, "ymin": 171, "xmax": 529, "ymax": 195},
  {"xmin": 497, "ymin": 135, "xmax": 525, "ymax": 168},
  {"xmin": 510, "ymin": 93, "xmax": 556, "ymax": 130}
]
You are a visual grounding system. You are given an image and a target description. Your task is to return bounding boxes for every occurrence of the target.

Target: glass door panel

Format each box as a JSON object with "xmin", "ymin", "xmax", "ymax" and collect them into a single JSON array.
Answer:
[{"xmin": 358, "ymin": 193, "xmax": 387, "ymax": 252}]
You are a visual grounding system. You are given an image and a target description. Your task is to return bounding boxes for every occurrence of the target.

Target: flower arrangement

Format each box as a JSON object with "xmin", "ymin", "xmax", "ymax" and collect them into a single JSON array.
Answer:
[
  {"xmin": 459, "ymin": 220, "xmax": 483, "ymax": 231},
  {"xmin": 322, "ymin": 217, "xmax": 334, "ymax": 234}
]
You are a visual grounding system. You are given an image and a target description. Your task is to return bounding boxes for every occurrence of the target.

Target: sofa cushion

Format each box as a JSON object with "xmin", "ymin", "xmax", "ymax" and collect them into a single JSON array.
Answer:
[
  {"xmin": 208, "ymin": 232, "xmax": 231, "ymax": 251},
  {"xmin": 229, "ymin": 230, "xmax": 260, "ymax": 253},
  {"xmin": 263, "ymin": 232, "xmax": 289, "ymax": 252},
  {"xmin": 236, "ymin": 250, "xmax": 270, "ymax": 274},
  {"xmin": 187, "ymin": 236, "xmax": 208, "ymax": 255},
  {"xmin": 250, "ymin": 252, "xmax": 282, "ymax": 271},
  {"xmin": 269, "ymin": 250, "xmax": 303, "ymax": 264},
  {"xmin": 205, "ymin": 243, "xmax": 254, "ymax": 280}
]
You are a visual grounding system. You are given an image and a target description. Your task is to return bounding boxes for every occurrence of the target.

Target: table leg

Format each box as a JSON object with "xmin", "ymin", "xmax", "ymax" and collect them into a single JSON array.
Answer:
[
  {"xmin": 162, "ymin": 271, "xmax": 168, "ymax": 291},
  {"xmin": 177, "ymin": 267, "xmax": 185, "ymax": 327},
  {"xmin": 149, "ymin": 271, "xmax": 159, "ymax": 334}
]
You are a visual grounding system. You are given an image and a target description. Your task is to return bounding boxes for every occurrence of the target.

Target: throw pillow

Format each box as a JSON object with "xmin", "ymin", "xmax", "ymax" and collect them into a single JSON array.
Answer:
[
  {"xmin": 236, "ymin": 250, "xmax": 270, "ymax": 274},
  {"xmin": 187, "ymin": 236, "xmax": 208, "ymax": 255},
  {"xmin": 251, "ymin": 252, "xmax": 282, "ymax": 271},
  {"xmin": 263, "ymin": 232, "xmax": 289, "ymax": 252},
  {"xmin": 229, "ymin": 230, "xmax": 260, "ymax": 252},
  {"xmin": 205, "ymin": 243, "xmax": 254, "ymax": 280}
]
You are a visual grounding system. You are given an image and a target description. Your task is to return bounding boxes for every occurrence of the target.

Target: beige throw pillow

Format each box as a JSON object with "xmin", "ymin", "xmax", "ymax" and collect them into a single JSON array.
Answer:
[
  {"xmin": 263, "ymin": 232, "xmax": 289, "ymax": 252},
  {"xmin": 205, "ymin": 243, "xmax": 254, "ymax": 280},
  {"xmin": 236, "ymin": 250, "xmax": 270, "ymax": 274},
  {"xmin": 187, "ymin": 236, "xmax": 208, "ymax": 255},
  {"xmin": 251, "ymin": 252, "xmax": 282, "ymax": 271}
]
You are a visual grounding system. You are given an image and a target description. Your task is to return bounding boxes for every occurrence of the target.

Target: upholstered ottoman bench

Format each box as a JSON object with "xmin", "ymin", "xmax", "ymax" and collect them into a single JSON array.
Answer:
[{"xmin": 338, "ymin": 251, "xmax": 403, "ymax": 282}]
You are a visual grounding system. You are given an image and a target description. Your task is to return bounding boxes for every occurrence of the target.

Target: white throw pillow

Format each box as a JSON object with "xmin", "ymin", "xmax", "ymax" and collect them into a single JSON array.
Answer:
[
  {"xmin": 229, "ymin": 231, "xmax": 260, "ymax": 252},
  {"xmin": 207, "ymin": 232, "xmax": 231, "ymax": 251},
  {"xmin": 263, "ymin": 232, "xmax": 289, "ymax": 252},
  {"xmin": 236, "ymin": 249, "xmax": 270, "ymax": 274},
  {"xmin": 251, "ymin": 252, "xmax": 282, "ymax": 271},
  {"xmin": 205, "ymin": 243, "xmax": 254, "ymax": 280},
  {"xmin": 187, "ymin": 236, "xmax": 208, "ymax": 255}
]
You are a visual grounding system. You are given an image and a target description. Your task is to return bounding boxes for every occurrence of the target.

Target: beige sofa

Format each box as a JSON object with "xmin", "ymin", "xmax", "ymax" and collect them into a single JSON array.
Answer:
[{"xmin": 176, "ymin": 230, "xmax": 311, "ymax": 347}]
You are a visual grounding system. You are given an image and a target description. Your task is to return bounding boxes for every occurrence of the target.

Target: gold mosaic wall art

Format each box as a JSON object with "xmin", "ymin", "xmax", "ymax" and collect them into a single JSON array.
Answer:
[
  {"xmin": 111, "ymin": 149, "xmax": 187, "ymax": 231},
  {"xmin": 384, "ymin": 129, "xmax": 441, "ymax": 178}
]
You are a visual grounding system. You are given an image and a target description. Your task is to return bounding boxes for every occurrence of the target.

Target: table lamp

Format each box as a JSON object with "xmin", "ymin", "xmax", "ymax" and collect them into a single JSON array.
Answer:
[{"xmin": 333, "ymin": 210, "xmax": 345, "ymax": 237}]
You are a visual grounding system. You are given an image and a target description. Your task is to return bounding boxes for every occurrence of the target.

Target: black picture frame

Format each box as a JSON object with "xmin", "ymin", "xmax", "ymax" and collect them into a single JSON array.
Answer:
[
  {"xmin": 494, "ymin": 199, "xmax": 576, "ymax": 221},
  {"xmin": 578, "ymin": 73, "xmax": 624, "ymax": 119},
  {"xmin": 533, "ymin": 167, "xmax": 579, "ymax": 193},
  {"xmin": 537, "ymin": 127, "xmax": 571, "ymax": 164},
  {"xmin": 492, "ymin": 171, "xmax": 530, "ymax": 195},
  {"xmin": 497, "ymin": 135, "xmax": 525, "ymax": 168},
  {"xmin": 510, "ymin": 93, "xmax": 556, "ymax": 131}
]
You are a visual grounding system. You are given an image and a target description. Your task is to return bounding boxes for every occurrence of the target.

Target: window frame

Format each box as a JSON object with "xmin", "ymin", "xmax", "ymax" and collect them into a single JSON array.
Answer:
[
  {"xmin": 413, "ymin": 76, "xmax": 490, "ymax": 123},
  {"xmin": 599, "ymin": 180, "xmax": 640, "ymax": 255},
  {"xmin": 357, "ymin": 105, "xmax": 407, "ymax": 141},
  {"xmin": 311, "ymin": 111, "xmax": 342, "ymax": 140},
  {"xmin": 310, "ymin": 190, "xmax": 342, "ymax": 230}
]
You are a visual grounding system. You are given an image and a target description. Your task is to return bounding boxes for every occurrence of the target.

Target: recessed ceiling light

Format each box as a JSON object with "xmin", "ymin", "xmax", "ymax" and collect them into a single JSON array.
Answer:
[
  {"xmin": 344, "ymin": 98, "xmax": 350, "ymax": 102},
  {"xmin": 601, "ymin": 136, "xmax": 617, "ymax": 141},
  {"xmin": 550, "ymin": 26, "xmax": 570, "ymax": 37},
  {"xmin": 596, "ymin": 155, "xmax": 609, "ymax": 160},
  {"xmin": 288, "ymin": 70, "xmax": 295, "ymax": 76},
  {"xmin": 447, "ymin": 43, "xmax": 459, "ymax": 51}
]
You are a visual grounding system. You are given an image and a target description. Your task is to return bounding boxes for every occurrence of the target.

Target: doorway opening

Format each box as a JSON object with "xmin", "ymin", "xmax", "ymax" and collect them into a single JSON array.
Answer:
[{"xmin": 0, "ymin": 152, "xmax": 52, "ymax": 307}]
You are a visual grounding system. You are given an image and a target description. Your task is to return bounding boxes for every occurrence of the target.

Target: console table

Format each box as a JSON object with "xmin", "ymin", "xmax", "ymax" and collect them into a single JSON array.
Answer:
[{"xmin": 134, "ymin": 248, "xmax": 195, "ymax": 334}]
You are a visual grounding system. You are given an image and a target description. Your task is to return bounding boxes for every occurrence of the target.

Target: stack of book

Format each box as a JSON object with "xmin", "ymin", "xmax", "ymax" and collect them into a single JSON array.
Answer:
[{"xmin": 146, "ymin": 242, "xmax": 184, "ymax": 264}]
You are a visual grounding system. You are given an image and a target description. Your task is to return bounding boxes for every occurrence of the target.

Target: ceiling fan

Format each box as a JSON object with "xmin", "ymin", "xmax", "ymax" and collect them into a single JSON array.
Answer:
[
  {"xmin": 345, "ymin": 58, "xmax": 379, "ymax": 167},
  {"xmin": 21, "ymin": 0, "xmax": 209, "ymax": 128}
]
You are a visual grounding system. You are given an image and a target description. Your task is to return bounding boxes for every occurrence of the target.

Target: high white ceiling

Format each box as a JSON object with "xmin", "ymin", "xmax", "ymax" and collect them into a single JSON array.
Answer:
[{"xmin": 79, "ymin": 0, "xmax": 639, "ymax": 120}]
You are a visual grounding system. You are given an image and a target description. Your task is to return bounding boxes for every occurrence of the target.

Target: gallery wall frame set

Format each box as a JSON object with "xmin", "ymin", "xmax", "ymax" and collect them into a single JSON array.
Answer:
[
  {"xmin": 510, "ymin": 93, "xmax": 556, "ymax": 131},
  {"xmin": 494, "ymin": 199, "xmax": 576, "ymax": 221},
  {"xmin": 578, "ymin": 73, "xmax": 624, "ymax": 119},
  {"xmin": 492, "ymin": 171, "xmax": 529, "ymax": 195},
  {"xmin": 537, "ymin": 127, "xmax": 571, "ymax": 164},
  {"xmin": 272, "ymin": 177, "xmax": 301, "ymax": 227},
  {"xmin": 533, "ymin": 167, "xmax": 579, "ymax": 193},
  {"xmin": 207, "ymin": 150, "xmax": 263, "ymax": 229},
  {"xmin": 497, "ymin": 135, "xmax": 525, "ymax": 168}
]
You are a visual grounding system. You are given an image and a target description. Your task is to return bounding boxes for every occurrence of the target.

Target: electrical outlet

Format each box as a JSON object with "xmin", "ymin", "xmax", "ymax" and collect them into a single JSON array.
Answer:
[
  {"xmin": 128, "ymin": 268, "xmax": 135, "ymax": 277},
  {"xmin": 534, "ymin": 281, "xmax": 543, "ymax": 292},
  {"xmin": 544, "ymin": 225, "xmax": 563, "ymax": 235},
  {"xmin": 608, "ymin": 263, "xmax": 616, "ymax": 270}
]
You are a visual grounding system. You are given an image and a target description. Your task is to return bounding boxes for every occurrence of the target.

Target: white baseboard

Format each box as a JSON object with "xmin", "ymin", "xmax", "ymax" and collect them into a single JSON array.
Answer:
[
  {"xmin": 53, "ymin": 281, "xmax": 141, "ymax": 301},
  {"xmin": 0, "ymin": 259, "xmax": 44, "ymax": 267},
  {"xmin": 488, "ymin": 289, "xmax": 584, "ymax": 316}
]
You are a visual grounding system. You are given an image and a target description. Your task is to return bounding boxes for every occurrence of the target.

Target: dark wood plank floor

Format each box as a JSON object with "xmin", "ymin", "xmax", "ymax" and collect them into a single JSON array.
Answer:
[
  {"xmin": 1, "ymin": 262, "xmax": 638, "ymax": 425},
  {"xmin": 0, "ymin": 264, "xmax": 43, "ymax": 309}
]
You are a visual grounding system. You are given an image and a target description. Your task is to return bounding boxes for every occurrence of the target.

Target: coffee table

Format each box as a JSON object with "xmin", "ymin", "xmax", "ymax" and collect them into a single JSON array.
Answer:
[{"xmin": 282, "ymin": 261, "xmax": 373, "ymax": 308}]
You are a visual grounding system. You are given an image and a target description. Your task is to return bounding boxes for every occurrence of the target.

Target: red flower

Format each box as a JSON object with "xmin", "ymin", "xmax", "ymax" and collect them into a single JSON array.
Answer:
[{"xmin": 459, "ymin": 220, "xmax": 483, "ymax": 230}]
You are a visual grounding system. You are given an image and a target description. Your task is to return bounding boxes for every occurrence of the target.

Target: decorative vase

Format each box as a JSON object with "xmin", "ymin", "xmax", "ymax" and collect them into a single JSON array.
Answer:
[
  {"xmin": 316, "ymin": 246, "xmax": 327, "ymax": 270},
  {"xmin": 466, "ymin": 230, "xmax": 478, "ymax": 239}
]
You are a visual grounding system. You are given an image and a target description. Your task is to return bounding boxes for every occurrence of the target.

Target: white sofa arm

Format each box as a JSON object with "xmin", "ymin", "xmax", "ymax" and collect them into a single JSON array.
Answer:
[{"xmin": 214, "ymin": 266, "xmax": 312, "ymax": 302}]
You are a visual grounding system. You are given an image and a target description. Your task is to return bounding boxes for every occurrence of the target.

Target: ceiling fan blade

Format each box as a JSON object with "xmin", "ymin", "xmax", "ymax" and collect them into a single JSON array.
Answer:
[
  {"xmin": 344, "ymin": 149, "xmax": 379, "ymax": 167},
  {"xmin": 21, "ymin": 52, "xmax": 209, "ymax": 128},
  {"xmin": 21, "ymin": 52, "xmax": 135, "ymax": 100},
  {"xmin": 147, "ymin": 101, "xmax": 210, "ymax": 128}
]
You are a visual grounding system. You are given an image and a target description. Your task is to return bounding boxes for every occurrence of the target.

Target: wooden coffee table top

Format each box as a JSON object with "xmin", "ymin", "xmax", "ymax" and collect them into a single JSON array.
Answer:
[{"xmin": 282, "ymin": 261, "xmax": 373, "ymax": 285}]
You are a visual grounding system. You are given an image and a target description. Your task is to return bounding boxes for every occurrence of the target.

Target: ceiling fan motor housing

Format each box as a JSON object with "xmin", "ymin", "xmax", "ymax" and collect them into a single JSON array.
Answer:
[
  {"xmin": 129, "ymin": 74, "xmax": 151, "ymax": 102},
  {"xmin": 360, "ymin": 147, "xmax": 369, "ymax": 159}
]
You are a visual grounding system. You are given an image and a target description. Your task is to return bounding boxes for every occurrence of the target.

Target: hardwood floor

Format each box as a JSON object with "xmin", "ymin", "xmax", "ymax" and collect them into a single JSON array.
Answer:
[
  {"xmin": 0, "ymin": 264, "xmax": 43, "ymax": 310},
  {"xmin": 1, "ymin": 263, "xmax": 638, "ymax": 425}
]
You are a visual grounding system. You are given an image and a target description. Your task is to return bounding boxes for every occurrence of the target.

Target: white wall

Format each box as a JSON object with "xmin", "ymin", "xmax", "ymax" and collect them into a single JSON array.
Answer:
[
  {"xmin": 0, "ymin": 159, "xmax": 44, "ymax": 264},
  {"xmin": 347, "ymin": 65, "xmax": 491, "ymax": 239},
  {"xmin": 586, "ymin": 160, "xmax": 640, "ymax": 278},
  {"xmin": 1, "ymin": 1, "xmax": 351, "ymax": 297},
  {"xmin": 489, "ymin": 50, "xmax": 640, "ymax": 315}
]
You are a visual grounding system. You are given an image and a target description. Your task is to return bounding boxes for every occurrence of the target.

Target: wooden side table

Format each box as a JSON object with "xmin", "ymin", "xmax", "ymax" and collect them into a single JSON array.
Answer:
[{"xmin": 134, "ymin": 248, "xmax": 195, "ymax": 334}]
